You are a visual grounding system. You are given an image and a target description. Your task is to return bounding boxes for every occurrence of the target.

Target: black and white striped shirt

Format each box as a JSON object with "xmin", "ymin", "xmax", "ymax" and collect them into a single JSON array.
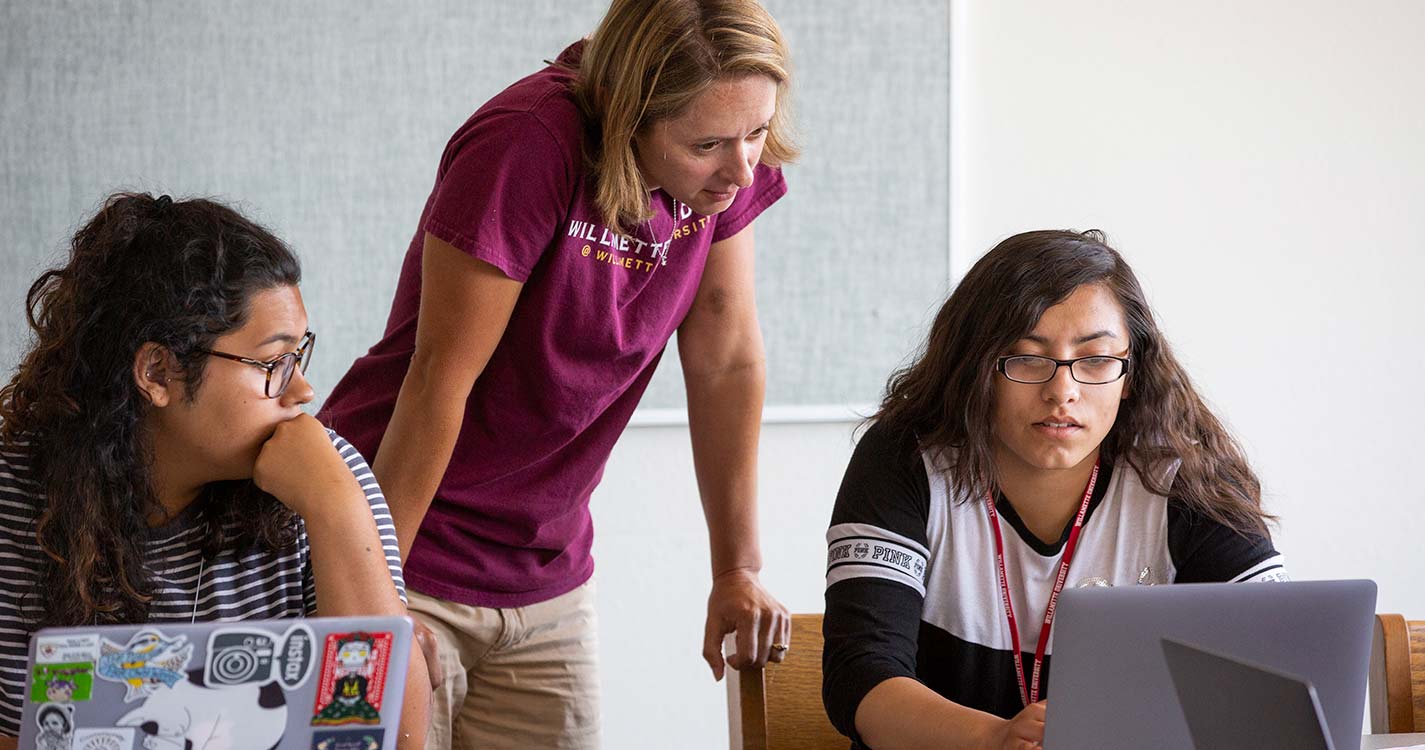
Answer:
[
  {"xmin": 822, "ymin": 423, "xmax": 1286, "ymax": 748},
  {"xmin": 0, "ymin": 429, "xmax": 405, "ymax": 737}
]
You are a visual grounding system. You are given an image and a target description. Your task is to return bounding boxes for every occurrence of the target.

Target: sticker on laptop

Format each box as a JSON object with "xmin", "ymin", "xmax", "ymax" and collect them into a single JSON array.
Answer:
[
  {"xmin": 71, "ymin": 727, "xmax": 134, "ymax": 750},
  {"xmin": 95, "ymin": 629, "xmax": 193, "ymax": 702},
  {"xmin": 36, "ymin": 633, "xmax": 100, "ymax": 665},
  {"xmin": 312, "ymin": 728, "xmax": 384, "ymax": 750},
  {"xmin": 310, "ymin": 631, "xmax": 393, "ymax": 726},
  {"xmin": 31, "ymin": 662, "xmax": 94, "ymax": 703},
  {"xmin": 203, "ymin": 622, "xmax": 316, "ymax": 690},
  {"xmin": 115, "ymin": 676, "xmax": 289, "ymax": 750},
  {"xmin": 34, "ymin": 701, "xmax": 74, "ymax": 749}
]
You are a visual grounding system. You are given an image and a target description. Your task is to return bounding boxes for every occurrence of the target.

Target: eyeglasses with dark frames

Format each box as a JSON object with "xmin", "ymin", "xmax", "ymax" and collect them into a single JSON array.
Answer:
[
  {"xmin": 996, "ymin": 354, "xmax": 1130, "ymax": 385},
  {"xmin": 196, "ymin": 331, "xmax": 316, "ymax": 399}
]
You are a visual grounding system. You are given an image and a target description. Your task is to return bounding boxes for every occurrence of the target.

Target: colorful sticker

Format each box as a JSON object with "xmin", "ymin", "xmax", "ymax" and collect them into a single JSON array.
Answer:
[
  {"xmin": 310, "ymin": 631, "xmax": 393, "ymax": 726},
  {"xmin": 31, "ymin": 662, "xmax": 94, "ymax": 703},
  {"xmin": 202, "ymin": 623, "xmax": 316, "ymax": 690},
  {"xmin": 70, "ymin": 727, "xmax": 134, "ymax": 750},
  {"xmin": 95, "ymin": 629, "xmax": 193, "ymax": 702},
  {"xmin": 36, "ymin": 634, "xmax": 100, "ymax": 665},
  {"xmin": 312, "ymin": 729, "xmax": 383, "ymax": 750},
  {"xmin": 34, "ymin": 702, "xmax": 74, "ymax": 750}
]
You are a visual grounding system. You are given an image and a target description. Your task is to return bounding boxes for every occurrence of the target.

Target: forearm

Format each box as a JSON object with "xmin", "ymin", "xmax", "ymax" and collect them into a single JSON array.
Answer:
[
  {"xmin": 856, "ymin": 677, "xmax": 1003, "ymax": 750},
  {"xmin": 396, "ymin": 646, "xmax": 431, "ymax": 750},
  {"xmin": 372, "ymin": 361, "xmax": 470, "ymax": 560},
  {"xmin": 304, "ymin": 481, "xmax": 405, "ymax": 618},
  {"xmin": 685, "ymin": 358, "xmax": 766, "ymax": 577},
  {"xmin": 307, "ymin": 484, "xmax": 431, "ymax": 744}
]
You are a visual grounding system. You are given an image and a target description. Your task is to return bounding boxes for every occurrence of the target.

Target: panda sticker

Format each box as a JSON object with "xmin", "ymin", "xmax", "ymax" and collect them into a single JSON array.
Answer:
[{"xmin": 116, "ymin": 669, "xmax": 288, "ymax": 750}]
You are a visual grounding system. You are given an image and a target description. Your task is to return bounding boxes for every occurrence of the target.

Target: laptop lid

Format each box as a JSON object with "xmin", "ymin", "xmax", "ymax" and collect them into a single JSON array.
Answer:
[
  {"xmin": 18, "ymin": 615, "xmax": 412, "ymax": 750},
  {"xmin": 1161, "ymin": 637, "xmax": 1334, "ymax": 750},
  {"xmin": 1042, "ymin": 579, "xmax": 1375, "ymax": 750}
]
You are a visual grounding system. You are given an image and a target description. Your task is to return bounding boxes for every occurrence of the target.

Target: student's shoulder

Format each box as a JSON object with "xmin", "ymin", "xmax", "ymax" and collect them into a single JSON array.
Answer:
[
  {"xmin": 0, "ymin": 434, "xmax": 43, "ymax": 517},
  {"xmin": 851, "ymin": 419, "xmax": 925, "ymax": 467},
  {"xmin": 1165, "ymin": 495, "xmax": 1286, "ymax": 583},
  {"xmin": 324, "ymin": 429, "xmax": 372, "ymax": 472},
  {"xmin": 831, "ymin": 420, "xmax": 933, "ymax": 528}
]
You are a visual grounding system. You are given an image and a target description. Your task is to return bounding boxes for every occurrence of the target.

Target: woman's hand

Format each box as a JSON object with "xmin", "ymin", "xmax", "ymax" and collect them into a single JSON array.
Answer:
[
  {"xmin": 702, "ymin": 568, "xmax": 790, "ymax": 680},
  {"xmin": 989, "ymin": 701, "xmax": 1047, "ymax": 750},
  {"xmin": 252, "ymin": 413, "xmax": 361, "ymax": 518},
  {"xmin": 413, "ymin": 618, "xmax": 444, "ymax": 689}
]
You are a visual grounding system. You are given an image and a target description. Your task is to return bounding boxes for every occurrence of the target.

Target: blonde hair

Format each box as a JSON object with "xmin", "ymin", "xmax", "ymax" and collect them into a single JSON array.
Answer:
[{"xmin": 573, "ymin": 0, "xmax": 798, "ymax": 234}]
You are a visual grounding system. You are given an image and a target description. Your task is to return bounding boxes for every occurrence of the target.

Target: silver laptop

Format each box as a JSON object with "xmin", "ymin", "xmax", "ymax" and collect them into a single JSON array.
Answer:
[
  {"xmin": 20, "ymin": 616, "xmax": 413, "ymax": 750},
  {"xmin": 1042, "ymin": 579, "xmax": 1375, "ymax": 750},
  {"xmin": 1161, "ymin": 637, "xmax": 1334, "ymax": 750}
]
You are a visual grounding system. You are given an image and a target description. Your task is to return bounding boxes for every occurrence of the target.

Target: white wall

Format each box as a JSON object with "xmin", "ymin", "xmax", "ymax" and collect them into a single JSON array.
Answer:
[
  {"xmin": 591, "ymin": 1, "xmax": 1425, "ymax": 747},
  {"xmin": 592, "ymin": 420, "xmax": 856, "ymax": 749}
]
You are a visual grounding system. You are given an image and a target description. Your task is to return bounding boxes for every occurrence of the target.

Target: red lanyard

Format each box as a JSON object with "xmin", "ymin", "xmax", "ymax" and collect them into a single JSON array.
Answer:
[{"xmin": 985, "ymin": 458, "xmax": 1100, "ymax": 707}]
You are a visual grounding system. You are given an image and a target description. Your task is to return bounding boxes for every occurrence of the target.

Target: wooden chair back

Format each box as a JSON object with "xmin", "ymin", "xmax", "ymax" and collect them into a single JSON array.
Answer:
[
  {"xmin": 1370, "ymin": 613, "xmax": 1425, "ymax": 732},
  {"xmin": 726, "ymin": 613, "xmax": 846, "ymax": 750}
]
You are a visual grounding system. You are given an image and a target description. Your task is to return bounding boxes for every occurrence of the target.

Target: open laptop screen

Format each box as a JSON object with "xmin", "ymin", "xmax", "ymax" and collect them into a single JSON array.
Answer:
[{"xmin": 1042, "ymin": 579, "xmax": 1375, "ymax": 750}]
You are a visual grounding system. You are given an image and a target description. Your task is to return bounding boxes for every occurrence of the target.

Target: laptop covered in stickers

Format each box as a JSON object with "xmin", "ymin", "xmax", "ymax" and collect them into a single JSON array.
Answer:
[{"xmin": 18, "ymin": 616, "xmax": 413, "ymax": 750}]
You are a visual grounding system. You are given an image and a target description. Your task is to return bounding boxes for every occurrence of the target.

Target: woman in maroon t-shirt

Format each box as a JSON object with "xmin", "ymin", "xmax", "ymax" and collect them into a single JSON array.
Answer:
[{"xmin": 319, "ymin": 1, "xmax": 798, "ymax": 747}]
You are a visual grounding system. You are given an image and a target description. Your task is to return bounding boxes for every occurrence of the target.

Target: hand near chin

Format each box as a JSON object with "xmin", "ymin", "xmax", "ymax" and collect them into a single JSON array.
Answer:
[
  {"xmin": 252, "ymin": 413, "xmax": 358, "ymax": 517},
  {"xmin": 991, "ymin": 701, "xmax": 1046, "ymax": 750}
]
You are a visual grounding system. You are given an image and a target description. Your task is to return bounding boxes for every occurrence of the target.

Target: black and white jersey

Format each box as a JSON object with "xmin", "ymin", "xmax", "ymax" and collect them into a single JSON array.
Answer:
[{"xmin": 822, "ymin": 423, "xmax": 1285, "ymax": 747}]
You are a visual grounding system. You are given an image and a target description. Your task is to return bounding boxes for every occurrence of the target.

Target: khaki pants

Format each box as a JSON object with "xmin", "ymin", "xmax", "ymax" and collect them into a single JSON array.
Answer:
[{"xmin": 408, "ymin": 582, "xmax": 601, "ymax": 750}]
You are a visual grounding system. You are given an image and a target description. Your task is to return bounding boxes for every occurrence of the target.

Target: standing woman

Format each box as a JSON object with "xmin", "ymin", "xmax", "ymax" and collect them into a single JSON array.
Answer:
[{"xmin": 319, "ymin": 0, "xmax": 796, "ymax": 746}]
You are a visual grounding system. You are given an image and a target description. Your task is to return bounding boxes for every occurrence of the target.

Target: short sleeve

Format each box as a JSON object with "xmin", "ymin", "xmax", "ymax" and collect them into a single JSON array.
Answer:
[
  {"xmin": 423, "ymin": 110, "xmax": 579, "ymax": 282},
  {"xmin": 709, "ymin": 163, "xmax": 787, "ymax": 243},
  {"xmin": 328, "ymin": 430, "xmax": 408, "ymax": 604},
  {"xmin": 1167, "ymin": 499, "xmax": 1288, "ymax": 583},
  {"xmin": 0, "ymin": 440, "xmax": 41, "ymax": 737},
  {"xmin": 822, "ymin": 422, "xmax": 932, "ymax": 743},
  {"xmin": 300, "ymin": 534, "xmax": 317, "ymax": 616}
]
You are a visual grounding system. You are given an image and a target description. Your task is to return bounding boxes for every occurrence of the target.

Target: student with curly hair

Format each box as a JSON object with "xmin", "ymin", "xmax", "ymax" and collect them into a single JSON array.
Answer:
[
  {"xmin": 821, "ymin": 230, "xmax": 1287, "ymax": 750},
  {"xmin": 0, "ymin": 193, "xmax": 430, "ymax": 749}
]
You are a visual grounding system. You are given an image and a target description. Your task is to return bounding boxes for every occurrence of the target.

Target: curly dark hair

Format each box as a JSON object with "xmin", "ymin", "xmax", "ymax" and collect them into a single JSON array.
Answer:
[
  {"xmin": 0, "ymin": 192, "xmax": 303, "ymax": 626},
  {"xmin": 875, "ymin": 229, "xmax": 1272, "ymax": 537}
]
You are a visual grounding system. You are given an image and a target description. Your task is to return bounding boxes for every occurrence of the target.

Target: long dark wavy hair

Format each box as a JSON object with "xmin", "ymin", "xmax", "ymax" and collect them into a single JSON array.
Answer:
[
  {"xmin": 0, "ymin": 192, "xmax": 303, "ymax": 626},
  {"xmin": 876, "ymin": 230, "xmax": 1271, "ymax": 537}
]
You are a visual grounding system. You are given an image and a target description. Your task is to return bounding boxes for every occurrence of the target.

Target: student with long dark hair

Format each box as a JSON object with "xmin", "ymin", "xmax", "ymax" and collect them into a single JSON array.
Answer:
[
  {"xmin": 0, "ymin": 193, "xmax": 430, "ymax": 749},
  {"xmin": 821, "ymin": 230, "xmax": 1287, "ymax": 750}
]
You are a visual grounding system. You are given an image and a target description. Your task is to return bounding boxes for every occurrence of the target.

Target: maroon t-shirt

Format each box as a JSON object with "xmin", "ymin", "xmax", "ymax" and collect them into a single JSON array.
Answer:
[{"xmin": 320, "ymin": 42, "xmax": 787, "ymax": 608}]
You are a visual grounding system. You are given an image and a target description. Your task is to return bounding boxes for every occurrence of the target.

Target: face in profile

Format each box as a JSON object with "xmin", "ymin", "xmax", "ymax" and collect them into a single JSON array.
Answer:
[
  {"xmin": 990, "ymin": 282, "xmax": 1130, "ymax": 478},
  {"xmin": 146, "ymin": 285, "xmax": 315, "ymax": 483},
  {"xmin": 634, "ymin": 74, "xmax": 777, "ymax": 217}
]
